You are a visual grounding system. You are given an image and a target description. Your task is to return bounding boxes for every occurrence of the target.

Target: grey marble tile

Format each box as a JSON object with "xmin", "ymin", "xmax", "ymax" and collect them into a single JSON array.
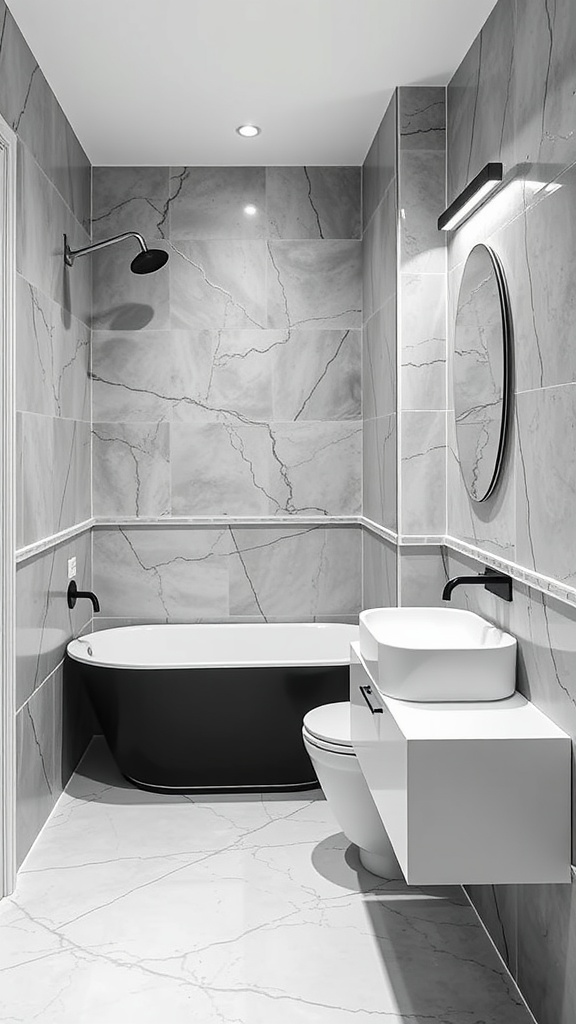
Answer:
[
  {"xmin": 447, "ymin": 0, "xmax": 515, "ymax": 204},
  {"xmin": 362, "ymin": 530, "xmax": 397, "ymax": 608},
  {"xmin": 92, "ymin": 329, "xmax": 216, "ymax": 422},
  {"xmin": 362, "ymin": 182, "xmax": 396, "ymax": 321},
  {"xmin": 228, "ymin": 525, "xmax": 361, "ymax": 619},
  {"xmin": 17, "ymin": 143, "xmax": 91, "ymax": 327},
  {"xmin": 171, "ymin": 422, "xmax": 276, "ymax": 516},
  {"xmin": 400, "ymin": 273, "xmax": 446, "ymax": 411},
  {"xmin": 93, "ymin": 422, "xmax": 170, "ymax": 517},
  {"xmin": 398, "ymin": 546, "xmax": 448, "ymax": 607},
  {"xmin": 17, "ymin": 277, "xmax": 90, "ymax": 421},
  {"xmin": 363, "ymin": 414, "xmax": 397, "ymax": 531},
  {"xmin": 516, "ymin": 880, "xmax": 576, "ymax": 1024},
  {"xmin": 466, "ymin": 885, "xmax": 518, "ymax": 977},
  {"xmin": 447, "ymin": 409, "xmax": 516, "ymax": 560},
  {"xmin": 93, "ymin": 527, "xmax": 232, "ymax": 621},
  {"xmin": 169, "ymin": 166, "xmax": 266, "ymax": 239},
  {"xmin": 399, "ymin": 150, "xmax": 446, "ymax": 275},
  {"xmin": 400, "ymin": 410, "xmax": 446, "ymax": 535},
  {"xmin": 0, "ymin": 8, "xmax": 90, "ymax": 228},
  {"xmin": 363, "ymin": 93, "xmax": 396, "ymax": 230},
  {"xmin": 200, "ymin": 329, "xmax": 275, "ymax": 423},
  {"xmin": 170, "ymin": 239, "xmax": 266, "ymax": 330},
  {"xmin": 272, "ymin": 328, "xmax": 361, "ymax": 421},
  {"xmin": 171, "ymin": 420, "xmax": 361, "ymax": 516},
  {"xmin": 363, "ymin": 301, "xmax": 396, "ymax": 422},
  {"xmin": 16, "ymin": 665, "xmax": 63, "ymax": 867},
  {"xmin": 267, "ymin": 167, "xmax": 361, "ymax": 239},
  {"xmin": 92, "ymin": 166, "xmax": 170, "ymax": 241},
  {"xmin": 399, "ymin": 86, "xmax": 446, "ymax": 151},
  {"xmin": 516, "ymin": 385, "xmax": 576, "ymax": 586},
  {"xmin": 267, "ymin": 240, "xmax": 361, "ymax": 330},
  {"xmin": 16, "ymin": 533, "xmax": 92, "ymax": 709},
  {"xmin": 91, "ymin": 238, "xmax": 170, "ymax": 331},
  {"xmin": 20, "ymin": 414, "xmax": 91, "ymax": 546}
]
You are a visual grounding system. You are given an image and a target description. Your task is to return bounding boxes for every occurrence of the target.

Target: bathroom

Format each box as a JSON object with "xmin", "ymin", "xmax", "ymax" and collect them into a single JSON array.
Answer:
[{"xmin": 0, "ymin": 0, "xmax": 575, "ymax": 1019}]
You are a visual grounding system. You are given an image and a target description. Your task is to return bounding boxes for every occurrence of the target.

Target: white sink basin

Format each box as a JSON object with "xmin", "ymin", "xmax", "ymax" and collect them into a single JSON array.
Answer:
[{"xmin": 359, "ymin": 607, "xmax": 517, "ymax": 702}]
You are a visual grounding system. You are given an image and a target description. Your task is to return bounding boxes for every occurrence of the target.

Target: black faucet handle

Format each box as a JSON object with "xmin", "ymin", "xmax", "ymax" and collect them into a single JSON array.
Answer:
[
  {"xmin": 442, "ymin": 568, "xmax": 512, "ymax": 603},
  {"xmin": 67, "ymin": 580, "xmax": 101, "ymax": 613}
]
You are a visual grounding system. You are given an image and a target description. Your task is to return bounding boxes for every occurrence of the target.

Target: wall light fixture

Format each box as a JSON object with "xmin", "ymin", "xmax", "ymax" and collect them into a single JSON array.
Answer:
[{"xmin": 438, "ymin": 162, "xmax": 503, "ymax": 231}]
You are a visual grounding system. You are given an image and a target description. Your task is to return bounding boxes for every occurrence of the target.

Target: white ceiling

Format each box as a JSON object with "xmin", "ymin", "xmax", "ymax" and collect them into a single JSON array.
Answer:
[{"xmin": 7, "ymin": 0, "xmax": 498, "ymax": 166}]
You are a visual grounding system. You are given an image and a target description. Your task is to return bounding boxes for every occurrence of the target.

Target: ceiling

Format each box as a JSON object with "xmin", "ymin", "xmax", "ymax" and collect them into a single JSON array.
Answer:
[{"xmin": 7, "ymin": 0, "xmax": 498, "ymax": 166}]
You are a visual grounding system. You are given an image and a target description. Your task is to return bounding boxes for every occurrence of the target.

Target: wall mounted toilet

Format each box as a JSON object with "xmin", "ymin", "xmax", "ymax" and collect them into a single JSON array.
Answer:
[{"xmin": 302, "ymin": 702, "xmax": 402, "ymax": 878}]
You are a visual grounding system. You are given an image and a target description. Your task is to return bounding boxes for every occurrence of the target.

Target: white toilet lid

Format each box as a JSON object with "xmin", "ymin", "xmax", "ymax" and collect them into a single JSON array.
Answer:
[{"xmin": 303, "ymin": 702, "xmax": 353, "ymax": 748}]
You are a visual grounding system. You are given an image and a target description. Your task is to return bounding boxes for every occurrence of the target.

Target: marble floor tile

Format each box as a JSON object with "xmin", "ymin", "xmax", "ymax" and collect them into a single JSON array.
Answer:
[{"xmin": 0, "ymin": 738, "xmax": 532, "ymax": 1023}]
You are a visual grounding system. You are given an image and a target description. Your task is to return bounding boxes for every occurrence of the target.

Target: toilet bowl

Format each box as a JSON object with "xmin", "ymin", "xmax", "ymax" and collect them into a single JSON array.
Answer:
[{"xmin": 302, "ymin": 702, "xmax": 402, "ymax": 879}]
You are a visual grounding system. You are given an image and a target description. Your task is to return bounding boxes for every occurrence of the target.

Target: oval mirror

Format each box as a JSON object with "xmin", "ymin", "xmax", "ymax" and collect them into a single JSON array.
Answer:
[{"xmin": 453, "ymin": 243, "xmax": 511, "ymax": 502}]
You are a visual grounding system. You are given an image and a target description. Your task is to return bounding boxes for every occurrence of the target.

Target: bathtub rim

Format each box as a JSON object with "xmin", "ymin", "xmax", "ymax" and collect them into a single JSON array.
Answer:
[{"xmin": 67, "ymin": 622, "xmax": 359, "ymax": 671}]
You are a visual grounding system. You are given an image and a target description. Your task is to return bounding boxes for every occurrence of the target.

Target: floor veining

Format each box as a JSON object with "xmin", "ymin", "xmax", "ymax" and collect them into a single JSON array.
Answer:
[{"xmin": 0, "ymin": 738, "xmax": 533, "ymax": 1023}]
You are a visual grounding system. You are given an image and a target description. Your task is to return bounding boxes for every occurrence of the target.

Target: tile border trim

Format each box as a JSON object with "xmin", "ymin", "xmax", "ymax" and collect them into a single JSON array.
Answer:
[{"xmin": 16, "ymin": 519, "xmax": 95, "ymax": 564}]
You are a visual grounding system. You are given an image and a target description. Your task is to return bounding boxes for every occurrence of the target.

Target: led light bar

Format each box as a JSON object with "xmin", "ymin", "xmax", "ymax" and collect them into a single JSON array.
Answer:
[{"xmin": 438, "ymin": 162, "xmax": 503, "ymax": 231}]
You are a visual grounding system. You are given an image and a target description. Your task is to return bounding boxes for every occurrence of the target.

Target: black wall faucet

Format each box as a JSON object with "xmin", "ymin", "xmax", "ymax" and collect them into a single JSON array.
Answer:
[
  {"xmin": 67, "ymin": 580, "xmax": 100, "ymax": 613},
  {"xmin": 442, "ymin": 567, "xmax": 513, "ymax": 602}
]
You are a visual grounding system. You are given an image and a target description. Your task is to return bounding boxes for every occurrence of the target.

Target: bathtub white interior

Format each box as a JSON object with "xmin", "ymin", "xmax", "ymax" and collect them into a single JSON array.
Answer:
[{"xmin": 67, "ymin": 623, "xmax": 360, "ymax": 670}]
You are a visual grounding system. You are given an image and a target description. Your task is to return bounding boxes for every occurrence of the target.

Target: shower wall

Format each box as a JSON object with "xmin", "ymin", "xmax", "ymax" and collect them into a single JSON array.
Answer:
[
  {"xmin": 0, "ymin": 1, "xmax": 94, "ymax": 864},
  {"xmin": 91, "ymin": 166, "xmax": 362, "ymax": 623}
]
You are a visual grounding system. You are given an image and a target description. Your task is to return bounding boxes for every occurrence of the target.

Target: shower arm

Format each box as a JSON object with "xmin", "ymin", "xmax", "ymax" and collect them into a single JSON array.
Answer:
[{"xmin": 64, "ymin": 231, "xmax": 149, "ymax": 267}]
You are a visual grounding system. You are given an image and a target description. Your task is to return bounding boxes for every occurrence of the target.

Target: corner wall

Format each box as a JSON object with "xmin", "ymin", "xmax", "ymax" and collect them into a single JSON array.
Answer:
[{"xmin": 0, "ymin": 1, "xmax": 95, "ymax": 864}]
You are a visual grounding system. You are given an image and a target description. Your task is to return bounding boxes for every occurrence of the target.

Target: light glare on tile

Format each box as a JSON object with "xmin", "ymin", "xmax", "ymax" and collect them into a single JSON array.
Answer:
[
  {"xmin": 244, "ymin": 204, "xmax": 257, "ymax": 216},
  {"xmin": 236, "ymin": 124, "xmax": 261, "ymax": 137}
]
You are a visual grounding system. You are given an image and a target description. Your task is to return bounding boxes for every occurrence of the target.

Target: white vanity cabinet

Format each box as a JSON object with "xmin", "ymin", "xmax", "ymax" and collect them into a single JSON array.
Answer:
[{"xmin": 350, "ymin": 643, "xmax": 571, "ymax": 885}]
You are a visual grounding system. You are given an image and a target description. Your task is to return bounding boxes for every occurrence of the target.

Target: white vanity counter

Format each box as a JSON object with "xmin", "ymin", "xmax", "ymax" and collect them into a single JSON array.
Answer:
[{"xmin": 350, "ymin": 642, "xmax": 571, "ymax": 885}]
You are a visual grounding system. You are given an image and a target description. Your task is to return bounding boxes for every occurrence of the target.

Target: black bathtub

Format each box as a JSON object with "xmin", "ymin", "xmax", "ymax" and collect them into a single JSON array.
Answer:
[{"xmin": 66, "ymin": 623, "xmax": 357, "ymax": 793}]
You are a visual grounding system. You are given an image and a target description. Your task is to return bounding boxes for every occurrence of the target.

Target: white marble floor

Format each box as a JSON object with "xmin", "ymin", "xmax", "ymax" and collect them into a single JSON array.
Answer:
[{"xmin": 0, "ymin": 739, "xmax": 533, "ymax": 1024}]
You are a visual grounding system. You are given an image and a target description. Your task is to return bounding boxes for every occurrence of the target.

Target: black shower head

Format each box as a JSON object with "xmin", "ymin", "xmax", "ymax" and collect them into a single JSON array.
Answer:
[{"xmin": 130, "ymin": 248, "xmax": 169, "ymax": 275}]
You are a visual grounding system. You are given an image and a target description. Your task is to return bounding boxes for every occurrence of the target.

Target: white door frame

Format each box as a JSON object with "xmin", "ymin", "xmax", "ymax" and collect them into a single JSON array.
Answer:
[{"xmin": 0, "ymin": 112, "xmax": 17, "ymax": 897}]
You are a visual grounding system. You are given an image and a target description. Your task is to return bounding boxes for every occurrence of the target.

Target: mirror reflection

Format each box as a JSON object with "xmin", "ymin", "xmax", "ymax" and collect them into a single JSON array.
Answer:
[{"xmin": 453, "ymin": 243, "xmax": 511, "ymax": 502}]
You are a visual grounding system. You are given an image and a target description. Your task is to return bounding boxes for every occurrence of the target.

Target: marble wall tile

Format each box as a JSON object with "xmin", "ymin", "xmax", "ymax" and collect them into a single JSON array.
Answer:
[
  {"xmin": 16, "ymin": 277, "xmax": 90, "ymax": 421},
  {"xmin": 93, "ymin": 525, "xmax": 361, "ymax": 622},
  {"xmin": 399, "ymin": 150, "xmax": 445, "ymax": 275},
  {"xmin": 363, "ymin": 301, "xmax": 396, "ymax": 422},
  {"xmin": 170, "ymin": 239, "xmax": 266, "ymax": 330},
  {"xmin": 516, "ymin": 881, "xmax": 576, "ymax": 1024},
  {"xmin": 267, "ymin": 240, "xmax": 361, "ymax": 330},
  {"xmin": 516, "ymin": 385, "xmax": 576, "ymax": 587},
  {"xmin": 398, "ymin": 546, "xmax": 447, "ymax": 607},
  {"xmin": 16, "ymin": 533, "xmax": 92, "ymax": 709},
  {"xmin": 362, "ymin": 183, "xmax": 396, "ymax": 321},
  {"xmin": 92, "ymin": 166, "xmax": 170, "ymax": 241},
  {"xmin": 399, "ymin": 86, "xmax": 446, "ymax": 151},
  {"xmin": 362, "ymin": 530, "xmax": 397, "ymax": 608},
  {"xmin": 228, "ymin": 525, "xmax": 361, "ymax": 619},
  {"xmin": 466, "ymin": 884, "xmax": 518, "ymax": 976},
  {"xmin": 16, "ymin": 665, "xmax": 63, "ymax": 867},
  {"xmin": 17, "ymin": 143, "xmax": 91, "ymax": 327},
  {"xmin": 168, "ymin": 166, "xmax": 266, "ymax": 239},
  {"xmin": 91, "ymin": 238, "xmax": 170, "ymax": 332},
  {"xmin": 400, "ymin": 273, "xmax": 446, "ymax": 411},
  {"xmin": 363, "ymin": 414, "xmax": 396, "ymax": 531},
  {"xmin": 363, "ymin": 94, "xmax": 396, "ymax": 231},
  {"xmin": 0, "ymin": 7, "xmax": 90, "ymax": 229},
  {"xmin": 272, "ymin": 328, "xmax": 361, "ymax": 421},
  {"xmin": 400, "ymin": 411, "xmax": 446, "ymax": 535},
  {"xmin": 171, "ymin": 420, "xmax": 361, "ymax": 517},
  {"xmin": 93, "ymin": 423, "xmax": 170, "ymax": 517},
  {"xmin": 267, "ymin": 167, "xmax": 361, "ymax": 240},
  {"xmin": 20, "ymin": 415, "xmax": 91, "ymax": 547},
  {"xmin": 447, "ymin": 409, "xmax": 516, "ymax": 559}
]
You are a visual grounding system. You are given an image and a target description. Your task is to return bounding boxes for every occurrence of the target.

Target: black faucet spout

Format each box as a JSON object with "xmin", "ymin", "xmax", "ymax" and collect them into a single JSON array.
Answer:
[
  {"xmin": 67, "ymin": 580, "xmax": 100, "ymax": 613},
  {"xmin": 442, "ymin": 568, "xmax": 512, "ymax": 603}
]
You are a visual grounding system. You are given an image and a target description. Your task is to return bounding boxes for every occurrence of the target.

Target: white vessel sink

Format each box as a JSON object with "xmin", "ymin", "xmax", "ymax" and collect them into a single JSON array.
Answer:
[{"xmin": 359, "ymin": 607, "xmax": 517, "ymax": 702}]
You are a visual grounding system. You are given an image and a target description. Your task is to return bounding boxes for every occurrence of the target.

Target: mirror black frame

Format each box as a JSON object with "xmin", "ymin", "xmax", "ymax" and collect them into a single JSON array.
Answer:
[{"xmin": 454, "ymin": 243, "xmax": 512, "ymax": 503}]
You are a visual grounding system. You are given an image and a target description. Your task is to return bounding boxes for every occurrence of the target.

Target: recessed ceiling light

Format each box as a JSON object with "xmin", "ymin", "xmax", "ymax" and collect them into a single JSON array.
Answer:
[{"xmin": 236, "ymin": 124, "xmax": 261, "ymax": 138}]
